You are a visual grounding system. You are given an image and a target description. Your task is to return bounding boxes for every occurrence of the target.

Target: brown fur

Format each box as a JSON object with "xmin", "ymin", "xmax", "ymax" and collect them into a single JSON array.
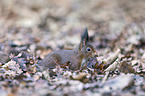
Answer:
[{"xmin": 40, "ymin": 29, "xmax": 97, "ymax": 71}]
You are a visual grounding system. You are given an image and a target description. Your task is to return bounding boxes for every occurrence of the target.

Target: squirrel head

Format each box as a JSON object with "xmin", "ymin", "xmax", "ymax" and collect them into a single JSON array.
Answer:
[{"xmin": 78, "ymin": 28, "xmax": 98, "ymax": 58}]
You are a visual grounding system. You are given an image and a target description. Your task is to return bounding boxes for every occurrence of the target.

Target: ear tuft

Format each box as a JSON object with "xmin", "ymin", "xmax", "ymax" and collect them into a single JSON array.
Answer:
[
  {"xmin": 79, "ymin": 28, "xmax": 90, "ymax": 47},
  {"xmin": 81, "ymin": 28, "xmax": 89, "ymax": 42}
]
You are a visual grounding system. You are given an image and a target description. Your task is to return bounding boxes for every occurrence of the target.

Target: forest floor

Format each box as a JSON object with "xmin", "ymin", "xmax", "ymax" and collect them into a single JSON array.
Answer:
[{"xmin": 0, "ymin": 0, "xmax": 145, "ymax": 96}]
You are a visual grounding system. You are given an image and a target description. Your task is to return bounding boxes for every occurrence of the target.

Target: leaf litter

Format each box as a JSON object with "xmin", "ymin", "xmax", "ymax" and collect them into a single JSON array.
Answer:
[{"xmin": 0, "ymin": 0, "xmax": 145, "ymax": 96}]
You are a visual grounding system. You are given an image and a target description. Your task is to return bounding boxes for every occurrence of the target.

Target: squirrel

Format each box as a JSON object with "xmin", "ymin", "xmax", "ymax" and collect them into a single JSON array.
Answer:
[{"xmin": 40, "ymin": 28, "xmax": 98, "ymax": 71}]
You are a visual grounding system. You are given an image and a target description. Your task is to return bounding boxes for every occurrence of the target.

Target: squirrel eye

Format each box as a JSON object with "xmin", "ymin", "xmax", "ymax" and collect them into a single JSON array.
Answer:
[{"xmin": 86, "ymin": 47, "xmax": 91, "ymax": 52}]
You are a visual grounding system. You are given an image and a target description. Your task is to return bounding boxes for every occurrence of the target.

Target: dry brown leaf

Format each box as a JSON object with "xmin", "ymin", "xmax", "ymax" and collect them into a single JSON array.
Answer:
[
  {"xmin": 119, "ymin": 61, "xmax": 135, "ymax": 74},
  {"xmin": 70, "ymin": 72, "xmax": 87, "ymax": 80}
]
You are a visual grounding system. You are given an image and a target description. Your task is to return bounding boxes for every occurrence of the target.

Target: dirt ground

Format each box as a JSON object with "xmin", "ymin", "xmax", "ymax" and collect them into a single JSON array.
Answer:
[{"xmin": 0, "ymin": 0, "xmax": 145, "ymax": 96}]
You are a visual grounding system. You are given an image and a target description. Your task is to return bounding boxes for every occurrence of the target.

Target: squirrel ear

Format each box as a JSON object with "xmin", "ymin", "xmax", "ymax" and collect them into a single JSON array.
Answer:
[{"xmin": 80, "ymin": 28, "xmax": 89, "ymax": 46}]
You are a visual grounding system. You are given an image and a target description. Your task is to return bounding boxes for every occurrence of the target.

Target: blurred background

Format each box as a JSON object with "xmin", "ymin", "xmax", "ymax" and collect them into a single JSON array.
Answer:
[
  {"xmin": 0, "ymin": 0, "xmax": 145, "ymax": 59},
  {"xmin": 0, "ymin": 1, "xmax": 145, "ymax": 96}
]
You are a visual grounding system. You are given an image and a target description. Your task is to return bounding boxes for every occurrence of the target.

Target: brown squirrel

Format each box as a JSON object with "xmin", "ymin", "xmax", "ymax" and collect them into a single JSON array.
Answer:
[{"xmin": 40, "ymin": 28, "xmax": 98, "ymax": 70}]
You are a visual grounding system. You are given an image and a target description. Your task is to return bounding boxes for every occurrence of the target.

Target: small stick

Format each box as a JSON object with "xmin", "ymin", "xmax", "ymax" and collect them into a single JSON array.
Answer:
[{"xmin": 104, "ymin": 48, "xmax": 120, "ymax": 64}]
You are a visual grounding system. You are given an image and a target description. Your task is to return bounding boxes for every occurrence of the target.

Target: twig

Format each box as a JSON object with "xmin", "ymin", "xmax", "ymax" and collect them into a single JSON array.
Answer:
[
  {"xmin": 102, "ymin": 71, "xmax": 109, "ymax": 83},
  {"xmin": 104, "ymin": 48, "xmax": 120, "ymax": 64}
]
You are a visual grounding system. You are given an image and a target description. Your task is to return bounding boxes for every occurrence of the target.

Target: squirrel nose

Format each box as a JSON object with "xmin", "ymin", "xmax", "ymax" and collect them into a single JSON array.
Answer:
[{"xmin": 93, "ymin": 52, "xmax": 98, "ymax": 57}]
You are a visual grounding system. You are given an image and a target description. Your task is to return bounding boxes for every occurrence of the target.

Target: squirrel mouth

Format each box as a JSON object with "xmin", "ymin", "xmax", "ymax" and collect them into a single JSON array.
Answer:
[
  {"xmin": 93, "ymin": 52, "xmax": 98, "ymax": 57},
  {"xmin": 88, "ymin": 52, "xmax": 98, "ymax": 58}
]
